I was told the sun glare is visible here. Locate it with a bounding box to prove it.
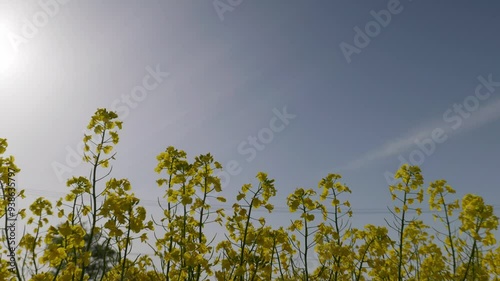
[0,24,18,75]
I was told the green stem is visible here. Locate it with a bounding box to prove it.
[397,183,409,281]
[120,209,133,281]
[80,127,106,281]
[440,192,457,276]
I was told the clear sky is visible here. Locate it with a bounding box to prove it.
[1,0,500,255]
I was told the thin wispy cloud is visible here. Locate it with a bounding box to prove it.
[338,97,500,171]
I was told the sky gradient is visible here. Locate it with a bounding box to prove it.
[1,0,500,254]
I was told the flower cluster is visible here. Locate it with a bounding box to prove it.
[0,109,499,280]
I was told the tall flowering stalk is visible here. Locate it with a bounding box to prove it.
[386,164,425,280]
[216,172,276,281]
[153,147,225,280]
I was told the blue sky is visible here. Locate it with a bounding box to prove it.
[1,0,500,248]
